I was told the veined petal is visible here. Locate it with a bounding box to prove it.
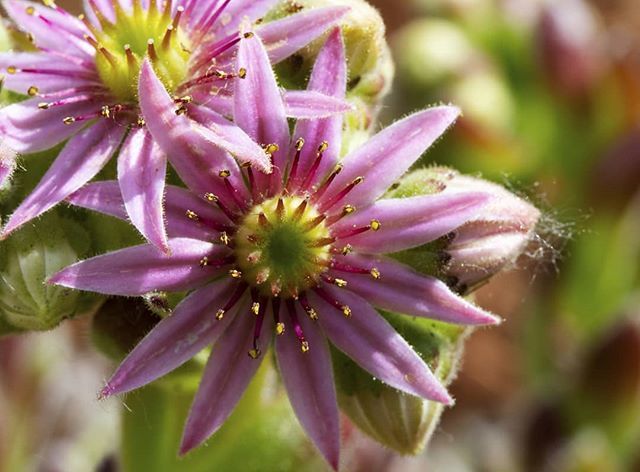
[180,300,269,454]
[234,31,289,164]
[331,254,500,325]
[257,6,350,64]
[310,286,453,404]
[138,61,268,199]
[0,97,98,153]
[331,192,490,253]
[283,90,351,119]
[210,0,278,38]
[83,0,115,26]
[101,278,240,397]
[319,107,460,209]
[3,0,93,57]
[276,303,340,470]
[118,128,169,253]
[0,53,98,94]
[67,182,230,241]
[48,238,231,296]
[1,120,125,237]
[289,28,346,191]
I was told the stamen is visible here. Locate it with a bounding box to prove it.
[299,141,328,191]
[219,171,247,211]
[285,137,304,192]
[172,5,185,30]
[307,237,335,248]
[161,25,174,49]
[304,214,327,232]
[331,261,381,280]
[292,198,308,221]
[321,274,348,288]
[320,176,365,212]
[333,220,381,239]
[216,281,248,320]
[198,254,234,269]
[299,292,319,320]
[273,298,285,335]
[326,204,356,226]
[315,286,352,318]
[203,192,239,222]
[313,164,343,202]
[99,47,117,67]
[286,299,310,353]
[27,86,39,96]
[229,269,243,279]
[248,294,267,359]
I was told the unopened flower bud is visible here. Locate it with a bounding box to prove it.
[274,0,393,105]
[0,141,17,192]
[388,168,541,293]
[537,0,603,97]
[0,212,95,331]
[334,312,467,454]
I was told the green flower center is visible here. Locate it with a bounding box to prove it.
[235,196,332,297]
[93,4,190,103]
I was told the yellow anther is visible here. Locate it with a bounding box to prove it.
[353,176,365,185]
[276,322,285,335]
[218,169,231,178]
[137,117,146,127]
[301,341,310,353]
[199,256,209,268]
[219,232,230,246]
[25,6,35,15]
[63,116,75,125]
[341,244,353,256]
[264,143,279,155]
[295,137,305,151]
[334,278,348,288]
[38,102,50,110]
[370,268,381,280]
[248,348,261,359]
[175,105,188,115]
[204,193,218,202]
[229,269,242,279]
[185,210,199,221]
[100,105,111,118]
[6,66,16,74]
[27,86,38,96]
[237,67,247,79]
[370,220,381,231]
[243,32,254,39]
[251,302,260,316]
[215,309,225,320]
[317,141,329,153]
[341,305,352,317]
[305,307,319,321]
[343,204,356,215]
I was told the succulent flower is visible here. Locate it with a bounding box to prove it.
[50,31,499,468]
[0,0,349,251]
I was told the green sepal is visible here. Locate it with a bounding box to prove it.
[333,310,469,454]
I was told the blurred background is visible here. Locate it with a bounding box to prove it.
[1,0,639,471]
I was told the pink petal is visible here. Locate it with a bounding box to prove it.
[318,107,460,209]
[310,286,453,404]
[48,238,231,296]
[67,182,230,241]
[283,90,351,119]
[331,192,490,253]
[4,0,93,57]
[0,52,97,94]
[101,278,240,397]
[275,303,340,470]
[67,181,127,220]
[1,120,125,237]
[180,299,268,454]
[331,254,500,325]
[257,6,350,64]
[0,97,99,153]
[117,128,169,253]
[207,0,277,38]
[289,28,346,191]
[139,60,271,191]
[83,0,115,26]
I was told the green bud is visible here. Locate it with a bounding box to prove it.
[0,212,96,332]
[334,311,468,454]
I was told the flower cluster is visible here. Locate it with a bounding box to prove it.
[0,0,540,470]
